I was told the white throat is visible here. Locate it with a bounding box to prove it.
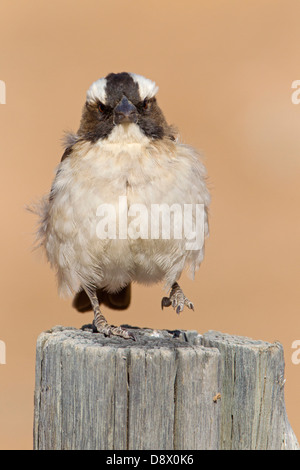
[103,123,150,145]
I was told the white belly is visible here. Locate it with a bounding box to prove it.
[43,126,209,296]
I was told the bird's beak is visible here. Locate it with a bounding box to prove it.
[113,96,138,125]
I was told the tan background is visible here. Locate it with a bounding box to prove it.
[0,0,299,449]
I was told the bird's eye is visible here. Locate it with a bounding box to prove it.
[143,99,149,110]
[98,102,105,113]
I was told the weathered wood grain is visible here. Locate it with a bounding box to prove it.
[200,331,299,450]
[33,326,298,450]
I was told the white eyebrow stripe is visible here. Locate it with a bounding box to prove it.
[129,73,159,100]
[86,78,107,104]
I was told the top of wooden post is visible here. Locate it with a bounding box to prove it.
[34,325,299,450]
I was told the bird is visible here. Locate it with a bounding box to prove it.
[35,72,210,340]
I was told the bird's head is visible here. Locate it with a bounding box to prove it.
[77,72,175,143]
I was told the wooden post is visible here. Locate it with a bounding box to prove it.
[201,331,299,450]
[33,326,299,450]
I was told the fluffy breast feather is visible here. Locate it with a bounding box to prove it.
[37,126,210,296]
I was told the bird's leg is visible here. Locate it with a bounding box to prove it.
[161,282,194,314]
[83,287,135,340]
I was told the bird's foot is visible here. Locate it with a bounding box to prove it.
[92,317,136,341]
[161,282,194,315]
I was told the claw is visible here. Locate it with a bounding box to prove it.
[86,288,135,341]
[176,305,183,315]
[185,300,194,311]
[93,319,135,341]
[128,331,136,341]
[161,283,194,315]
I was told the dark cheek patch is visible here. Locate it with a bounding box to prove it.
[138,100,175,140]
[138,117,165,139]
[77,102,115,142]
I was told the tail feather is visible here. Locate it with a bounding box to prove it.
[72,284,131,312]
